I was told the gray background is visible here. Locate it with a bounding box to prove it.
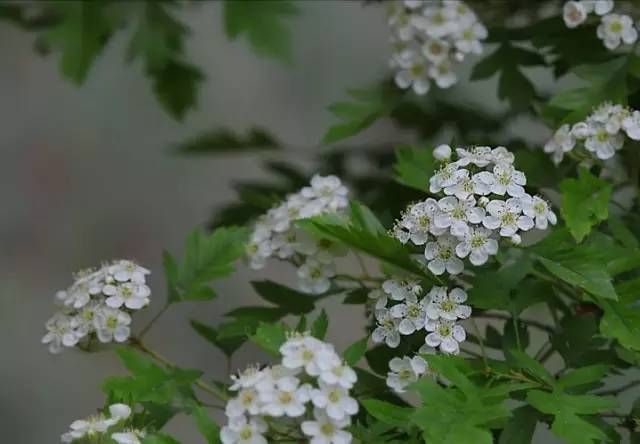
[0,1,633,443]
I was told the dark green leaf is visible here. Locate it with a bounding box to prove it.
[343,337,368,366]
[499,406,538,444]
[311,309,329,339]
[362,399,413,428]
[251,280,316,314]
[251,322,287,356]
[192,405,221,444]
[175,127,279,154]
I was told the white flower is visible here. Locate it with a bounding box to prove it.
[491,146,515,166]
[368,288,388,310]
[386,356,428,393]
[424,234,464,275]
[584,123,624,159]
[393,198,445,245]
[425,287,472,321]
[387,4,415,41]
[623,110,640,140]
[310,381,359,421]
[435,196,484,237]
[390,293,426,335]
[443,169,491,200]
[414,6,454,38]
[544,124,576,165]
[63,414,110,441]
[226,388,262,418]
[521,195,557,230]
[259,376,310,417]
[42,313,80,353]
[422,39,450,63]
[107,260,150,284]
[433,144,452,161]
[454,21,487,54]
[484,164,527,197]
[112,430,146,444]
[221,417,268,444]
[319,361,357,389]
[588,0,614,16]
[597,14,638,50]
[454,226,499,265]
[394,50,431,95]
[301,408,352,444]
[425,319,466,354]
[303,175,349,212]
[295,233,346,264]
[428,59,457,88]
[94,307,131,343]
[297,258,335,294]
[107,403,132,424]
[103,282,150,310]
[429,163,463,193]
[563,1,588,28]
[382,278,422,301]
[73,301,101,337]
[246,227,272,270]
[230,365,267,391]
[372,309,401,348]
[280,334,338,376]
[483,198,534,237]
[455,146,493,167]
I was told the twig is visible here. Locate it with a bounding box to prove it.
[476,312,555,335]
[138,303,170,339]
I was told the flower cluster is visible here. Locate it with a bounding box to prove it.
[222,334,358,444]
[387,0,487,95]
[563,1,637,50]
[42,260,151,353]
[392,145,555,275]
[61,403,144,444]
[386,355,429,393]
[371,279,472,357]
[246,175,349,294]
[545,102,640,164]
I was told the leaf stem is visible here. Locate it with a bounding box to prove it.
[138,302,170,339]
[475,312,555,335]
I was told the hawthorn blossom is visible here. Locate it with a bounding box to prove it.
[597,13,638,50]
[94,307,131,343]
[483,198,534,237]
[563,1,588,28]
[521,195,558,230]
[424,234,464,275]
[389,293,426,335]
[386,356,428,393]
[310,381,359,421]
[221,417,268,444]
[260,376,311,417]
[455,226,499,265]
[424,287,472,321]
[544,124,576,165]
[301,408,352,444]
[372,309,402,348]
[425,318,466,354]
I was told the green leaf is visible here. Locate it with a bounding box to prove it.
[311,309,329,339]
[557,365,610,390]
[499,406,538,444]
[251,322,287,356]
[42,2,116,84]
[165,226,248,303]
[223,0,298,63]
[175,127,279,154]
[190,319,245,357]
[192,405,221,444]
[537,256,617,301]
[350,200,386,234]
[143,434,180,444]
[362,399,413,428]
[343,337,368,366]
[322,85,400,144]
[251,280,316,314]
[393,145,436,192]
[151,60,204,121]
[600,297,640,352]
[507,350,554,386]
[609,215,639,249]
[560,168,612,242]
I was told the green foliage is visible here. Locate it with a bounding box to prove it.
[250,322,288,355]
[311,309,329,339]
[142,434,180,444]
[190,319,245,358]
[323,85,401,144]
[393,145,437,192]
[175,128,279,154]
[163,226,248,303]
[560,168,612,242]
[252,280,316,314]
[600,278,640,351]
[498,406,538,444]
[343,337,368,366]
[223,0,298,63]
[192,406,222,444]
[362,399,413,428]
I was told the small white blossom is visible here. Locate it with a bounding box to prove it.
[563,1,588,28]
[435,196,484,237]
[597,13,638,50]
[94,307,131,343]
[310,381,359,421]
[433,143,452,161]
[297,258,336,295]
[221,417,268,444]
[483,198,534,237]
[42,313,80,354]
[623,110,640,140]
[319,362,357,389]
[394,50,431,95]
[429,162,464,193]
[103,282,150,310]
[111,430,146,444]
[301,408,352,444]
[372,309,401,348]
[280,335,338,376]
[424,234,465,275]
[584,123,624,160]
[425,318,466,354]
[443,169,491,200]
[455,146,493,167]
[260,376,311,418]
[544,124,576,165]
[429,59,457,88]
[393,198,445,244]
[368,288,388,310]
[389,293,426,335]
[521,195,557,230]
[425,287,472,321]
[485,164,527,197]
[382,278,422,302]
[454,226,499,265]
[386,355,428,393]
[226,388,263,418]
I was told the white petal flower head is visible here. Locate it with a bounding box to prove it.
[386,355,428,393]
[94,307,131,343]
[435,196,484,237]
[310,381,359,421]
[443,169,491,200]
[424,234,465,275]
[297,258,336,295]
[422,38,451,63]
[584,122,625,159]
[368,288,388,310]
[319,361,358,390]
[111,430,146,444]
[597,13,638,50]
[455,21,487,55]
[491,146,516,166]
[230,365,267,391]
[107,260,150,284]
[107,403,132,425]
[588,0,615,16]
[563,1,588,28]
[487,163,527,197]
[521,195,557,230]
[394,198,446,245]
[226,387,263,418]
[303,175,349,212]
[425,318,466,354]
[390,293,426,335]
[433,144,452,161]
[455,226,499,266]
[221,416,268,444]
[387,3,415,41]
[429,162,463,193]
[544,124,576,165]
[280,334,339,376]
[259,376,311,417]
[425,287,472,321]
[42,313,80,353]
[428,59,457,88]
[455,146,493,167]
[394,50,431,95]
[103,282,150,310]
[63,414,110,441]
[623,110,640,140]
[372,309,402,348]
[483,198,534,237]
[301,408,352,444]
[382,278,422,301]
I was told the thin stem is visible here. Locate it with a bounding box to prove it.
[129,337,229,401]
[476,312,555,335]
[595,380,640,396]
[470,319,489,369]
[138,303,170,339]
[512,309,522,351]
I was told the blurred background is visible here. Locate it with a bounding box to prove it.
[0,1,618,443]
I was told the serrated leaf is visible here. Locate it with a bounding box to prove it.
[557,365,610,390]
[190,319,246,357]
[251,322,287,356]
[311,309,329,339]
[393,145,436,192]
[507,349,554,386]
[499,406,538,444]
[560,169,612,242]
[223,0,297,62]
[175,127,279,154]
[251,280,316,314]
[344,337,368,366]
[151,60,204,121]
[362,399,413,428]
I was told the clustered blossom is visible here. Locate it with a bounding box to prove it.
[222,333,358,444]
[61,404,144,444]
[246,175,349,294]
[392,145,555,275]
[544,102,640,164]
[371,278,472,361]
[563,1,637,50]
[387,0,487,95]
[42,260,151,353]
[386,355,429,393]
